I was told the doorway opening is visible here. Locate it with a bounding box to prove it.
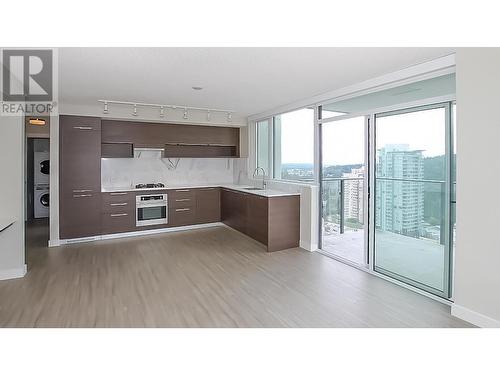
[25,116,50,260]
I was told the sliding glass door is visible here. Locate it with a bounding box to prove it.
[373,104,452,297]
[320,116,368,266]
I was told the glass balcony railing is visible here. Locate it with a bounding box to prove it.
[321,177,364,236]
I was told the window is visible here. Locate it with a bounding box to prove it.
[256,119,270,175]
[273,108,315,181]
[255,107,315,182]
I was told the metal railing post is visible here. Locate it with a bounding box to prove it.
[340,179,345,234]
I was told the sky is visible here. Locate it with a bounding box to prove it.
[278,107,447,166]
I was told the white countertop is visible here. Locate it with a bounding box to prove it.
[101,184,300,197]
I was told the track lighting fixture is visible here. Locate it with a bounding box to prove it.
[98,100,234,123]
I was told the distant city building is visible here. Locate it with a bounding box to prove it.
[343,167,364,224]
[376,144,424,237]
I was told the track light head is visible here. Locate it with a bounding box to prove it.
[133,104,138,116]
[207,111,211,121]
[183,108,188,119]
[227,112,232,122]
[103,101,109,114]
[160,106,165,118]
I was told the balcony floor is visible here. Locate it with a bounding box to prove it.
[321,228,446,291]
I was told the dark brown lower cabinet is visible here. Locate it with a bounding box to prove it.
[60,192,102,239]
[222,188,300,252]
[221,189,248,234]
[195,188,221,224]
[102,212,135,234]
[247,194,269,245]
[168,207,196,227]
[101,192,136,234]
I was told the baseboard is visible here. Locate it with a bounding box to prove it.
[57,222,224,246]
[48,239,61,247]
[299,240,318,252]
[0,264,27,281]
[451,304,500,328]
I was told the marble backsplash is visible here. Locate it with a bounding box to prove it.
[101,157,248,189]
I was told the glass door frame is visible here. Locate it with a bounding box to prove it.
[317,109,371,269]
[318,98,455,300]
[370,102,453,299]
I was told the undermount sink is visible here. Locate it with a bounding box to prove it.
[243,187,265,191]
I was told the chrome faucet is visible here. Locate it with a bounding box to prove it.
[253,167,266,189]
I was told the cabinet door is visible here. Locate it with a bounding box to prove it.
[221,189,247,234]
[60,193,102,239]
[101,211,135,234]
[169,207,196,227]
[59,115,102,239]
[195,188,220,224]
[60,115,101,192]
[247,195,268,245]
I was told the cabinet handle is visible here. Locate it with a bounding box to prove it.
[175,198,190,202]
[73,194,92,198]
[110,203,128,206]
[73,189,92,193]
[175,189,190,192]
[110,213,128,217]
[175,208,190,212]
[73,126,93,130]
[110,192,127,196]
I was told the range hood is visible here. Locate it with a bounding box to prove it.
[133,147,164,159]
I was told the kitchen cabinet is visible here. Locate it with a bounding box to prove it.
[168,207,196,227]
[247,194,269,245]
[101,143,133,158]
[59,115,102,239]
[195,188,221,224]
[101,120,240,157]
[221,188,300,252]
[221,188,248,234]
[101,192,135,234]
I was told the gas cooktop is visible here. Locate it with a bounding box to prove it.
[135,183,165,189]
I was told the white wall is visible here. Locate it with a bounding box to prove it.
[0,115,26,280]
[451,48,500,327]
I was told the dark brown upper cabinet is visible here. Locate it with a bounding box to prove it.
[101,143,133,158]
[60,115,101,193]
[101,120,240,158]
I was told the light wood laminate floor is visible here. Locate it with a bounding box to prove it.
[0,220,472,327]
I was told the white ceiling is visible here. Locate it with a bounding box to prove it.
[59,48,455,118]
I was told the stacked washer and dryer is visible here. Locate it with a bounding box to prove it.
[34,139,50,218]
